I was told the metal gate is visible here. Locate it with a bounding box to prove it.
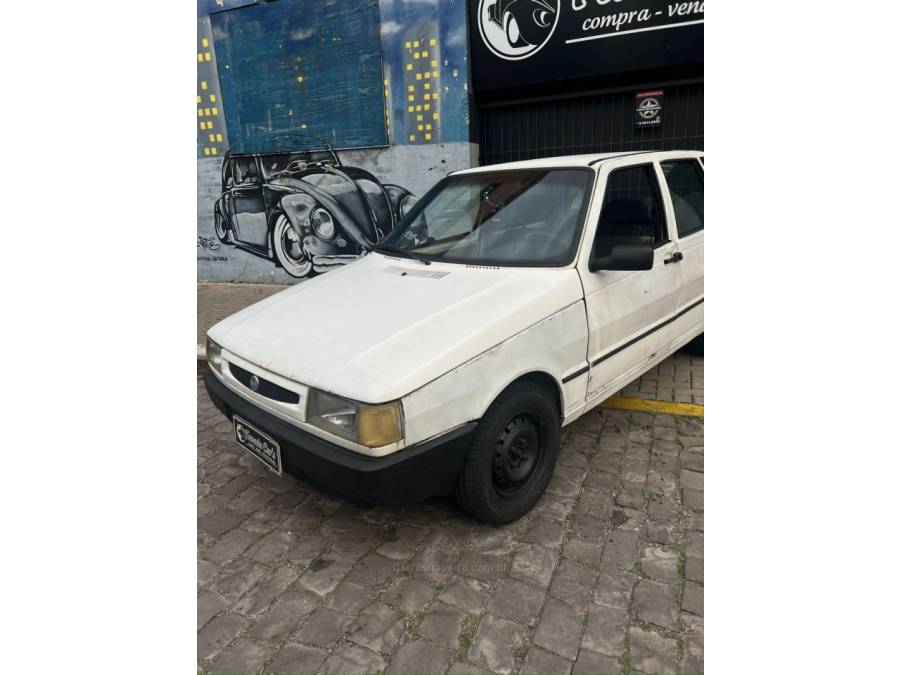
[477,81,703,166]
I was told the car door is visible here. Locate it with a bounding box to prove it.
[230,156,268,249]
[579,159,685,403]
[659,155,704,315]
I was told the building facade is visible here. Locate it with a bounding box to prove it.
[197,0,703,283]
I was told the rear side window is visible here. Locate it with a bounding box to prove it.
[661,159,704,237]
[594,164,667,257]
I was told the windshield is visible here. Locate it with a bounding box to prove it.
[378,168,594,266]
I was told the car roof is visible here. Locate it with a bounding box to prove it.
[450,150,703,175]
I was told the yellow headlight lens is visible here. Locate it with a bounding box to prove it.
[357,401,403,447]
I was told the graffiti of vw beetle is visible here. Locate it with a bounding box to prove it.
[487,0,557,49]
[214,150,417,278]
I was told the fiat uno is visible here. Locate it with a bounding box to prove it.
[204,150,704,524]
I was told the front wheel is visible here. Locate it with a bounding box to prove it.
[271,212,314,278]
[452,381,560,524]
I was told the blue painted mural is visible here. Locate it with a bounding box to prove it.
[378,0,470,145]
[211,0,387,153]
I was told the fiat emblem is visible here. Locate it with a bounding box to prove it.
[249,375,260,392]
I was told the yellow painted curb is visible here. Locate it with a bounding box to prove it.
[601,396,704,418]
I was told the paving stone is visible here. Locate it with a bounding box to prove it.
[683,582,703,616]
[249,590,318,642]
[198,558,220,588]
[266,642,328,674]
[581,605,627,657]
[198,590,229,630]
[521,517,566,548]
[639,545,680,583]
[532,493,577,522]
[468,614,528,675]
[632,579,680,630]
[629,626,678,674]
[203,528,261,563]
[563,537,603,566]
[198,509,246,538]
[387,637,451,674]
[466,525,520,555]
[198,613,250,662]
[685,556,704,585]
[345,552,399,588]
[416,601,467,648]
[281,523,332,567]
[682,633,704,673]
[298,555,354,596]
[326,580,373,615]
[533,598,584,660]
[209,637,273,673]
[550,559,596,609]
[243,530,297,564]
[488,577,546,625]
[685,531,704,559]
[439,577,491,614]
[681,469,704,491]
[600,529,640,570]
[456,550,509,583]
[209,558,268,601]
[447,660,493,674]
[321,643,385,674]
[573,649,620,674]
[295,606,353,647]
[522,645,574,674]
[381,575,436,614]
[406,538,460,584]
[348,603,406,654]
[682,487,704,511]
[647,520,676,545]
[511,544,559,587]
[376,524,429,560]
[593,567,636,610]
[232,562,300,617]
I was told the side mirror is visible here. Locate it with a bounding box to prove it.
[589,244,654,272]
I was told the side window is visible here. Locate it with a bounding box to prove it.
[594,164,666,258]
[661,159,704,237]
[233,157,260,186]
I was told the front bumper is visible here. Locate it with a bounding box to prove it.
[204,369,476,505]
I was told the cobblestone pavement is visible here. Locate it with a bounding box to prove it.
[198,369,704,673]
[197,283,703,404]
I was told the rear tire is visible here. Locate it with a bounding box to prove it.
[452,381,560,524]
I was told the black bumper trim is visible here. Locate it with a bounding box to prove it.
[204,369,476,505]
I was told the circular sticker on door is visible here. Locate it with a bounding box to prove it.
[478,0,560,61]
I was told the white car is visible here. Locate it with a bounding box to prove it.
[205,150,704,524]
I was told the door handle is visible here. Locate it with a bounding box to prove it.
[663,252,683,265]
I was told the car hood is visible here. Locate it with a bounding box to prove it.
[208,253,584,403]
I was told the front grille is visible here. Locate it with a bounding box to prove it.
[228,362,300,404]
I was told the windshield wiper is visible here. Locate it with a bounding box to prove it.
[372,245,432,265]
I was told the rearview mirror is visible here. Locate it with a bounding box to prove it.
[589,244,654,272]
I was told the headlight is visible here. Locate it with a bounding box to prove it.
[311,207,335,240]
[206,336,224,375]
[307,389,403,447]
[399,194,418,218]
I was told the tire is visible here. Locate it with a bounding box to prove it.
[452,381,560,524]
[684,332,704,356]
[214,208,231,244]
[271,212,314,279]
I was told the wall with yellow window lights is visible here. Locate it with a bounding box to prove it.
[403,36,441,144]
[197,20,227,158]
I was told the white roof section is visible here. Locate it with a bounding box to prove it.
[452,150,703,174]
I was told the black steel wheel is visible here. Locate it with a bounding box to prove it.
[453,380,560,524]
